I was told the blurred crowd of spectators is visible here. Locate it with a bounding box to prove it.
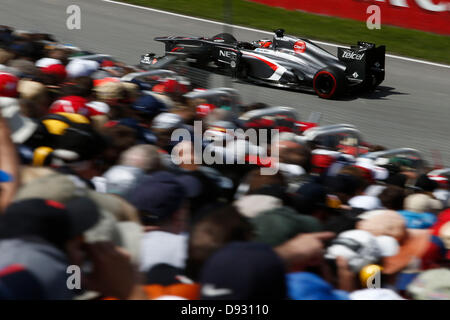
[0,25,449,300]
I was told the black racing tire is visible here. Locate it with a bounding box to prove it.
[313,67,346,99]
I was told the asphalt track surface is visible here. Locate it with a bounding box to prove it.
[2,0,450,165]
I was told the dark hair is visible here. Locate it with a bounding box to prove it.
[298,144,312,173]
[325,173,365,200]
[60,76,93,98]
[378,185,405,210]
[386,173,407,188]
[415,174,438,192]
[185,205,253,280]
[245,168,286,194]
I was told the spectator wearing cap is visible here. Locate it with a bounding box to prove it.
[126,171,190,274]
[66,59,99,79]
[0,72,18,98]
[49,95,90,117]
[38,113,107,182]
[310,149,340,175]
[200,242,287,300]
[199,231,333,299]
[348,195,383,212]
[131,94,167,125]
[13,169,145,263]
[49,76,105,119]
[99,165,144,197]
[0,197,100,299]
[35,57,67,83]
[151,112,185,153]
[293,182,328,214]
[152,78,189,104]
[356,209,439,289]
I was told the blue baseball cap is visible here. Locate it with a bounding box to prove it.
[132,94,167,117]
[126,171,186,224]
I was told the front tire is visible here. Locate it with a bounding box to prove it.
[313,67,345,99]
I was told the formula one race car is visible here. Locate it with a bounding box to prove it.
[140,29,385,99]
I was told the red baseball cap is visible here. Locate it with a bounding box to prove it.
[0,72,18,97]
[40,64,67,82]
[152,79,188,94]
[311,150,340,173]
[48,96,91,116]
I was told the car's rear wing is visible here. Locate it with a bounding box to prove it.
[337,42,385,84]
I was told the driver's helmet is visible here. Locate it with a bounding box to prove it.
[252,39,272,48]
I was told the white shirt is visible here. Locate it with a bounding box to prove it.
[139,231,188,273]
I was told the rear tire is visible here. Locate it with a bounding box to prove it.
[313,67,346,99]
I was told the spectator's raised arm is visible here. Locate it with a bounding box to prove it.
[0,113,19,213]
